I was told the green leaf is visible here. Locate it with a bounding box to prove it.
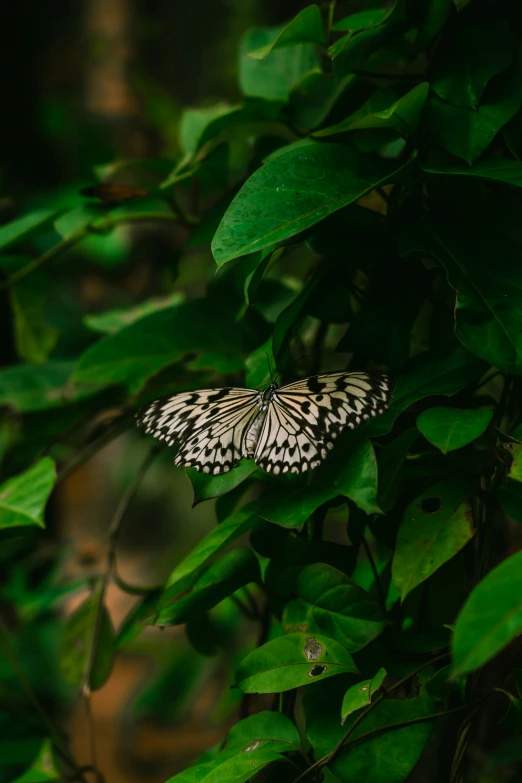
[239,26,319,101]
[153,548,260,626]
[187,460,257,506]
[84,292,183,334]
[341,668,386,723]
[10,740,59,783]
[0,457,56,530]
[160,505,262,604]
[431,19,513,109]
[282,564,385,652]
[367,344,487,437]
[0,361,102,412]
[413,225,522,374]
[422,149,522,187]
[453,551,522,676]
[227,710,301,750]
[315,83,429,137]
[333,9,394,32]
[305,673,435,783]
[59,587,116,690]
[73,299,252,394]
[168,749,286,783]
[506,442,522,483]
[377,428,419,512]
[0,209,58,252]
[9,272,58,363]
[53,204,103,239]
[235,632,358,693]
[247,5,325,59]
[392,478,476,600]
[212,142,408,265]
[417,407,493,453]
[329,23,401,77]
[255,434,380,526]
[497,482,522,524]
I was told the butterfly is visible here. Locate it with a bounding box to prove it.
[136,371,394,476]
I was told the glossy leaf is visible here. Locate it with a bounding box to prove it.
[341,668,386,722]
[392,478,476,600]
[166,748,285,783]
[212,142,407,265]
[59,587,116,690]
[453,551,522,676]
[247,5,325,59]
[187,460,257,506]
[256,434,380,526]
[417,407,492,453]
[227,710,301,750]
[0,457,55,530]
[154,548,260,626]
[282,563,385,652]
[235,632,358,693]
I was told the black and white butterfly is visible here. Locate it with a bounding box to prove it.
[137,371,394,476]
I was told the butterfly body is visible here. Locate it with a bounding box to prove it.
[137,371,394,476]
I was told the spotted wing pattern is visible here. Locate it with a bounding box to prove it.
[254,371,394,474]
[137,388,261,474]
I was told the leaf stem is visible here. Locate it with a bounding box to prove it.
[291,652,450,782]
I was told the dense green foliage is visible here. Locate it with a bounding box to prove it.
[2,1,522,781]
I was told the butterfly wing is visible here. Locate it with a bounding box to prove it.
[254,371,394,474]
[137,388,261,474]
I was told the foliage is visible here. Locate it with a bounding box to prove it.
[1,1,522,782]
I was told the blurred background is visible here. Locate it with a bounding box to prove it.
[0,1,314,781]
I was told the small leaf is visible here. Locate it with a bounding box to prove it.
[0,457,56,530]
[187,459,257,505]
[417,407,493,453]
[227,710,301,750]
[9,271,58,363]
[235,632,358,693]
[392,478,476,600]
[10,740,60,783]
[0,209,58,252]
[60,587,116,690]
[84,292,183,335]
[341,668,386,722]
[247,5,325,60]
[453,551,522,676]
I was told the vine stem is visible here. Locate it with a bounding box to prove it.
[291,652,450,783]
[0,615,89,783]
[0,212,181,291]
[81,447,159,770]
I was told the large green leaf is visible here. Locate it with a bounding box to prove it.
[392,478,476,600]
[167,749,286,783]
[239,26,319,101]
[0,361,103,412]
[282,563,385,651]
[0,458,56,530]
[422,150,522,187]
[417,407,492,453]
[73,298,254,394]
[227,710,301,751]
[453,551,522,676]
[247,5,325,59]
[431,19,513,109]
[212,142,408,265]
[59,586,116,690]
[304,673,435,783]
[412,225,522,374]
[235,632,358,693]
[497,482,522,524]
[255,434,380,526]
[367,344,487,437]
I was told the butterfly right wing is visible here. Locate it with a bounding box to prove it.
[137,388,261,474]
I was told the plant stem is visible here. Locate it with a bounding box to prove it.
[361,535,387,615]
[81,447,159,770]
[291,652,450,782]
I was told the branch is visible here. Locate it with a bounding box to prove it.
[291,652,450,782]
[81,447,159,769]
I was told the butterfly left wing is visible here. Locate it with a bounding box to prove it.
[254,371,394,475]
[137,387,261,474]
